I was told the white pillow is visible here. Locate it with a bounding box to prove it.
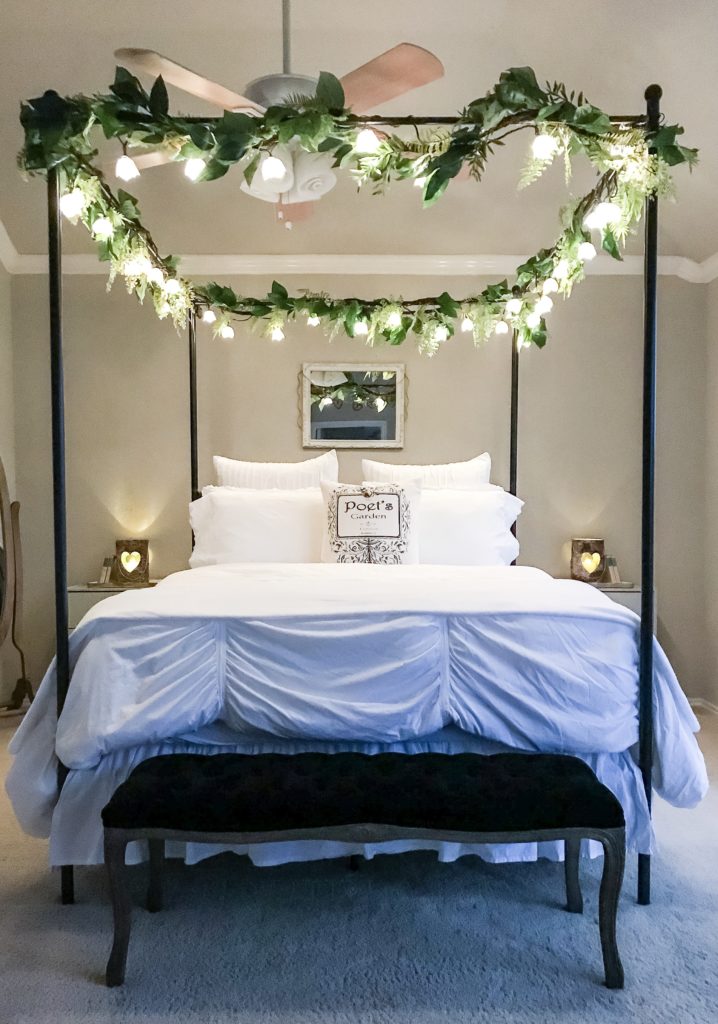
[320,480,421,564]
[214,450,338,489]
[419,489,522,566]
[362,452,491,490]
[189,487,324,566]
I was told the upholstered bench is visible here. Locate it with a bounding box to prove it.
[102,751,626,988]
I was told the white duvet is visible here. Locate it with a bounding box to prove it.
[7,564,708,865]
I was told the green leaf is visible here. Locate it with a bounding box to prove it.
[149,76,169,118]
[423,172,450,206]
[188,123,213,150]
[602,229,622,261]
[269,281,289,308]
[110,66,148,107]
[201,158,230,181]
[437,291,459,317]
[116,189,141,221]
[315,71,345,111]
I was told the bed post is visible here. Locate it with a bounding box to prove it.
[509,329,519,498]
[637,84,661,907]
[188,309,200,502]
[509,329,520,564]
[47,168,74,905]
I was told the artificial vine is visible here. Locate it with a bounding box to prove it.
[19,66,697,352]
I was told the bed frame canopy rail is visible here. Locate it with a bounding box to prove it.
[45,87,661,907]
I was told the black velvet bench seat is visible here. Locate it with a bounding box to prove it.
[101,751,626,989]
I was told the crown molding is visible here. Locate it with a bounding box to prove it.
[1,216,717,282]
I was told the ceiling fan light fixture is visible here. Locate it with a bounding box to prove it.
[261,155,290,183]
[184,157,206,181]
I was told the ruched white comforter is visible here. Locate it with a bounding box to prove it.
[7,564,708,866]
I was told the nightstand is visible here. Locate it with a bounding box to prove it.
[596,584,657,632]
[68,582,159,630]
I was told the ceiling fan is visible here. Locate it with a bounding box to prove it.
[114,0,444,228]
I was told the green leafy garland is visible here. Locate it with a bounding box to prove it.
[19,66,697,353]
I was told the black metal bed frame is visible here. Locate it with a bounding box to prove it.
[46,86,662,908]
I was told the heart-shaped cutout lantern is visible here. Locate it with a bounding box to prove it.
[581,551,601,574]
[121,550,141,574]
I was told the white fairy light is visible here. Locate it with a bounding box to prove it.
[123,256,151,277]
[506,297,523,316]
[531,133,559,160]
[219,324,235,339]
[461,316,474,333]
[163,278,182,295]
[202,309,217,324]
[526,311,542,329]
[577,241,597,261]
[261,155,288,182]
[354,319,369,336]
[535,296,553,315]
[413,176,426,188]
[433,324,449,343]
[355,129,381,154]
[583,201,622,231]
[542,277,559,295]
[146,265,164,286]
[375,397,387,413]
[91,216,113,240]
[306,315,320,327]
[59,189,85,219]
[553,259,571,280]
[184,158,206,181]
[494,320,510,335]
[270,326,285,342]
[386,310,403,329]
[157,301,171,317]
[115,154,140,181]
[319,396,333,411]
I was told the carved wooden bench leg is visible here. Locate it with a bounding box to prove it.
[564,836,583,913]
[598,828,625,989]
[104,830,131,987]
[147,839,164,913]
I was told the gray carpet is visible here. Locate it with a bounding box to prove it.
[1,714,716,1024]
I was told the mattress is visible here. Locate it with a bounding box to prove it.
[6,563,708,866]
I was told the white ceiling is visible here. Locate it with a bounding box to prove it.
[1,0,715,261]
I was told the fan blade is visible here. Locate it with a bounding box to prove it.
[114,48,265,113]
[340,43,444,112]
[275,201,314,229]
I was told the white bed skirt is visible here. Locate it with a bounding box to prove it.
[40,724,652,867]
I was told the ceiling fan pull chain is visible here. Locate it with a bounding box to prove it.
[282,0,291,75]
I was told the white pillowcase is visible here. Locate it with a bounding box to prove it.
[419,489,522,566]
[320,480,421,564]
[362,452,491,490]
[190,487,324,567]
[214,450,338,489]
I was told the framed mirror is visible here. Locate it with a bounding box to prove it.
[302,364,405,449]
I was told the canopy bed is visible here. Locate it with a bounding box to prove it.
[7,58,704,909]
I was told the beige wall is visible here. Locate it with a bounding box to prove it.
[705,279,718,706]
[9,271,712,703]
[0,264,16,700]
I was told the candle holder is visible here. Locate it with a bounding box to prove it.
[571,537,605,584]
[110,539,150,587]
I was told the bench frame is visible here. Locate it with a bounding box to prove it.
[104,822,625,990]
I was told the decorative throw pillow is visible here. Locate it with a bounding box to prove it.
[320,481,420,564]
[361,452,491,490]
[213,449,338,489]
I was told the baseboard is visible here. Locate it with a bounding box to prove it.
[689,697,718,715]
